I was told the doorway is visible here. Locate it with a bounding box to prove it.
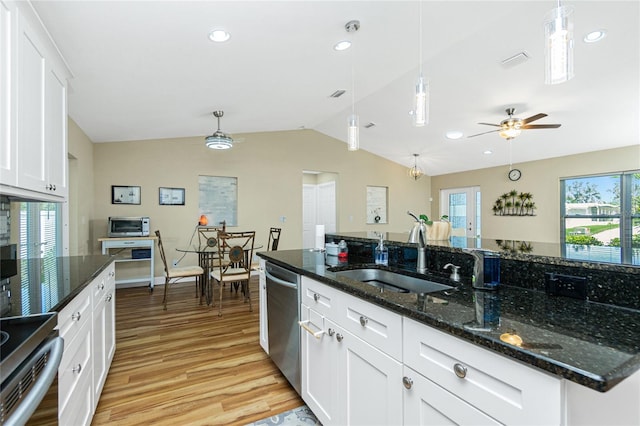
[440,186,481,238]
[302,171,337,249]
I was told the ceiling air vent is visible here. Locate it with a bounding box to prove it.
[500,51,530,69]
[329,90,346,98]
[364,122,376,129]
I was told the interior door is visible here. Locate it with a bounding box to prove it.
[440,187,481,238]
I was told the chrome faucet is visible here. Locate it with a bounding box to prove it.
[407,211,427,273]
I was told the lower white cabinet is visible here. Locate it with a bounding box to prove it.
[258,259,268,353]
[300,278,403,426]
[58,262,116,426]
[92,263,116,402]
[403,317,562,426]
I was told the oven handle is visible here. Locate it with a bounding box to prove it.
[4,336,64,426]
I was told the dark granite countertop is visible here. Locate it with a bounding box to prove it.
[1,255,114,318]
[257,249,640,392]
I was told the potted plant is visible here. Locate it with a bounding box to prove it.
[419,214,451,240]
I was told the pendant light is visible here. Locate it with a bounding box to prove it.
[544,0,574,84]
[413,0,429,127]
[345,20,360,151]
[409,154,424,180]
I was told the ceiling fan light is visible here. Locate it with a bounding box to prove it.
[544,5,574,85]
[499,128,522,139]
[205,134,233,149]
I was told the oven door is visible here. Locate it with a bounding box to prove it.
[1,334,63,426]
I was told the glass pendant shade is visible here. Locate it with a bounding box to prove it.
[409,154,423,180]
[348,114,359,151]
[544,5,574,85]
[413,74,429,127]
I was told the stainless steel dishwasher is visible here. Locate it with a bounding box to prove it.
[265,261,301,394]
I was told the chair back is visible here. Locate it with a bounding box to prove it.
[155,230,170,274]
[198,226,221,250]
[215,231,255,280]
[267,227,281,251]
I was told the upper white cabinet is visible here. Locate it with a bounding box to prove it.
[0,0,70,200]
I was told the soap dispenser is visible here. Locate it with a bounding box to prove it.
[375,234,388,265]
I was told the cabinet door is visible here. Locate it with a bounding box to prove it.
[337,326,403,426]
[259,259,268,353]
[300,305,340,426]
[92,290,107,404]
[44,65,67,196]
[104,266,116,367]
[16,9,47,193]
[0,0,16,187]
[403,366,501,426]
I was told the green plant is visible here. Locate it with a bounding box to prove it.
[418,214,449,226]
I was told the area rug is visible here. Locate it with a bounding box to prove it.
[247,405,321,426]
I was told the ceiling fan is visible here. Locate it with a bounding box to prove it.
[205,110,234,149]
[468,108,561,140]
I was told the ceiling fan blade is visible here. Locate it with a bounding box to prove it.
[522,124,561,129]
[467,129,500,138]
[478,122,501,127]
[522,113,547,125]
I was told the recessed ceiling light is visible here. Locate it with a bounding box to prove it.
[584,30,606,43]
[334,40,351,51]
[483,150,493,155]
[209,29,231,42]
[445,130,464,140]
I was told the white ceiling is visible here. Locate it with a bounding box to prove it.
[32,1,639,176]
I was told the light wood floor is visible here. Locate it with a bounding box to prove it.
[92,277,303,426]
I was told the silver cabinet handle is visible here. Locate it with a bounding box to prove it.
[359,316,368,327]
[98,282,104,290]
[313,293,320,302]
[336,333,343,342]
[453,363,467,378]
[402,376,413,389]
[72,364,82,374]
[71,312,81,321]
[106,294,113,302]
[327,328,335,337]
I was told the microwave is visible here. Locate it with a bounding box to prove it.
[108,216,150,237]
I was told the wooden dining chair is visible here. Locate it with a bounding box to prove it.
[155,230,204,310]
[210,231,255,316]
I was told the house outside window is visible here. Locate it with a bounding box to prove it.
[561,172,640,265]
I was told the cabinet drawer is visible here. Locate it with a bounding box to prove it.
[338,292,402,361]
[301,276,341,318]
[403,318,562,426]
[59,320,92,415]
[59,358,93,426]
[57,285,91,343]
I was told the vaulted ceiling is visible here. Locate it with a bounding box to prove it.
[32,1,639,176]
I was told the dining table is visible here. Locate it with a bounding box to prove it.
[176,242,263,306]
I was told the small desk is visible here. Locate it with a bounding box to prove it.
[99,236,156,290]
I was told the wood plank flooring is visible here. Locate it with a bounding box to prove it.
[92,277,303,426]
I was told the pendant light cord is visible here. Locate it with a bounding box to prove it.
[418,0,423,75]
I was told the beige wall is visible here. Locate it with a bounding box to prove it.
[67,118,95,255]
[431,145,640,243]
[90,130,431,277]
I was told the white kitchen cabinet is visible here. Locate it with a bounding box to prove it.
[92,263,116,404]
[58,283,93,426]
[403,317,562,426]
[58,262,116,426]
[0,0,70,200]
[258,258,268,353]
[300,278,403,426]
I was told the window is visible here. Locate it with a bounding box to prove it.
[561,172,639,265]
[19,202,63,314]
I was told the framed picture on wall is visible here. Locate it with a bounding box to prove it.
[159,187,185,206]
[112,185,141,205]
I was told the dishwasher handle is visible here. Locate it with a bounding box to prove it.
[265,269,298,289]
[5,336,64,426]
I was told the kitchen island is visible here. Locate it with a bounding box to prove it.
[258,247,640,425]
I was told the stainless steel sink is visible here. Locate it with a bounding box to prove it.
[332,268,452,294]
